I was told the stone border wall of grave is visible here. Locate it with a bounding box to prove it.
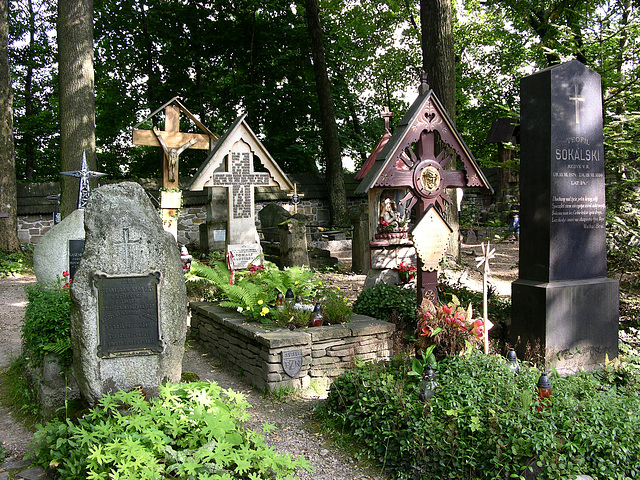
[189,303,395,392]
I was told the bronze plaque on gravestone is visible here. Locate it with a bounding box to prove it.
[282,350,302,378]
[95,272,162,357]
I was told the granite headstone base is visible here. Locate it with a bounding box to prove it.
[199,221,227,254]
[511,277,618,373]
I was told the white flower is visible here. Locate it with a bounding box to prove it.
[237,307,244,313]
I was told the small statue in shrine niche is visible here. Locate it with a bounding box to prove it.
[379,192,401,227]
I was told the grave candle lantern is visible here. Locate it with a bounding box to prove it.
[285,288,294,309]
[506,348,520,374]
[536,372,552,410]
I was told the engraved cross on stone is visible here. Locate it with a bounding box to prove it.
[211,146,270,220]
[114,227,141,271]
[569,85,585,125]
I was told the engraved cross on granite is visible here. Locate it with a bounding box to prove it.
[211,141,270,244]
[60,150,107,209]
[114,227,142,270]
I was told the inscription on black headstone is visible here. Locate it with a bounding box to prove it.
[95,273,162,356]
[68,239,85,280]
[549,64,607,279]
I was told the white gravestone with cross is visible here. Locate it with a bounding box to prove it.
[189,114,293,269]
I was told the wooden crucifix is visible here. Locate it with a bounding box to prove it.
[132,98,217,238]
[133,102,214,189]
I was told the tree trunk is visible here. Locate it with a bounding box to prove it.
[58,0,96,218]
[304,0,347,226]
[24,0,35,181]
[420,0,459,259]
[0,0,19,250]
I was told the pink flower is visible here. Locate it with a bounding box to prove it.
[420,325,434,337]
[445,316,453,325]
[381,220,389,226]
[442,305,454,315]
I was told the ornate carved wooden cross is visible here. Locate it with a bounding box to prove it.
[356,78,493,305]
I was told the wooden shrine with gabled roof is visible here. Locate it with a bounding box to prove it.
[356,75,493,302]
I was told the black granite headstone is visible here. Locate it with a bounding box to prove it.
[68,239,85,280]
[512,60,618,372]
[95,273,162,357]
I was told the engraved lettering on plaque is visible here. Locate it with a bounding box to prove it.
[282,350,302,378]
[95,272,162,357]
[68,239,85,280]
[411,206,452,272]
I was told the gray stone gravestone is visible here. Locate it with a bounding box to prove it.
[33,208,85,284]
[511,60,618,372]
[70,182,187,405]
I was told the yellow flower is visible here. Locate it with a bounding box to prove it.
[318,281,322,286]
[258,299,264,305]
[295,280,299,285]
[260,307,270,316]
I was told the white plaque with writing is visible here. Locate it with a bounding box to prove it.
[227,243,262,270]
[411,206,452,271]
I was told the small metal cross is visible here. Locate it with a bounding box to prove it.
[287,183,305,214]
[60,150,107,209]
[475,241,496,354]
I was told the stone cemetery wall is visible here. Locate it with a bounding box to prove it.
[190,303,395,392]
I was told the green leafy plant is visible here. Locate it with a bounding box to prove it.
[353,284,416,331]
[319,352,640,479]
[0,357,40,425]
[27,381,311,479]
[188,261,351,328]
[318,287,352,325]
[22,276,73,368]
[0,246,33,277]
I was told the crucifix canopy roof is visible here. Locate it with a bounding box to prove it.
[188,114,293,192]
[355,90,493,196]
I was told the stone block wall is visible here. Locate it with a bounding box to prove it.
[190,302,395,392]
[17,214,55,244]
[177,206,207,247]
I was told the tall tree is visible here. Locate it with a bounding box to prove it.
[420,0,459,258]
[58,0,96,217]
[0,0,19,250]
[304,0,346,225]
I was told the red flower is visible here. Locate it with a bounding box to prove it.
[380,220,389,226]
[62,271,69,278]
[442,305,454,315]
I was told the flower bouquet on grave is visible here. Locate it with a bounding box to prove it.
[415,295,484,357]
[394,261,417,283]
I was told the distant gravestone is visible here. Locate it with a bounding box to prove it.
[33,209,85,284]
[511,60,618,372]
[70,182,187,405]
